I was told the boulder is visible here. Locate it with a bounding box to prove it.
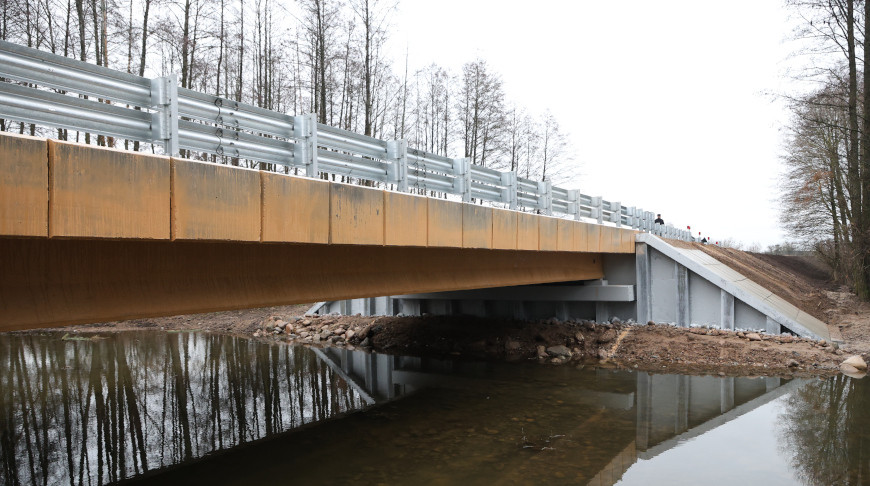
[840,363,865,378]
[536,345,548,359]
[546,345,572,358]
[842,355,868,371]
[598,329,618,344]
[746,332,762,341]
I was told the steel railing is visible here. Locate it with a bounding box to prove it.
[0,39,692,241]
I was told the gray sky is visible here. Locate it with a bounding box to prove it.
[391,0,797,247]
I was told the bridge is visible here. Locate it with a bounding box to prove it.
[0,40,830,341]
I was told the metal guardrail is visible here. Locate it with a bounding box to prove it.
[0,40,692,241]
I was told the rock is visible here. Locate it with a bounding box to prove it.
[597,348,609,360]
[359,324,374,339]
[546,345,572,358]
[574,332,585,343]
[275,320,287,329]
[597,329,618,344]
[737,331,745,338]
[746,332,762,341]
[261,321,275,331]
[505,340,523,352]
[346,329,356,340]
[301,319,312,326]
[284,325,294,334]
[253,330,262,337]
[547,317,561,325]
[787,359,799,368]
[321,329,333,338]
[840,363,865,378]
[842,355,868,371]
[536,345,548,359]
[360,337,371,347]
[610,316,622,324]
[312,334,321,342]
[299,331,310,338]
[647,320,656,326]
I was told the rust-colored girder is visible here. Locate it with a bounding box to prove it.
[0,238,604,331]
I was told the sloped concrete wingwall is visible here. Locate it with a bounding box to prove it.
[635,235,830,341]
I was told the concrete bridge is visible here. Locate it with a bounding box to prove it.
[0,39,830,340]
[0,130,830,341]
[0,132,636,330]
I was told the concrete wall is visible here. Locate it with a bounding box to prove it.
[638,243,775,332]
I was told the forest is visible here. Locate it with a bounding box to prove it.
[0,0,575,185]
[781,0,870,299]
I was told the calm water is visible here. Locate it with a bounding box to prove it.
[0,332,867,485]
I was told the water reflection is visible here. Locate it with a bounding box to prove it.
[1,332,868,485]
[779,375,870,486]
[0,333,366,485]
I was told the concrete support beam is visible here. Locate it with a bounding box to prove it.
[0,238,606,330]
[393,284,634,302]
[635,243,651,324]
[720,290,735,330]
[676,264,689,327]
[766,317,781,334]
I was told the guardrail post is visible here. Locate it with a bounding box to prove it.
[293,113,318,177]
[501,171,518,210]
[150,74,179,156]
[629,206,637,229]
[592,197,603,224]
[568,190,581,220]
[538,181,552,215]
[387,139,408,192]
[611,201,622,227]
[452,158,471,202]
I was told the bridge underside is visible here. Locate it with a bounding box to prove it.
[0,237,604,331]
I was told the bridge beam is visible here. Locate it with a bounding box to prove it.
[0,238,605,331]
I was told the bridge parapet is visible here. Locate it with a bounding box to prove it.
[0,132,639,253]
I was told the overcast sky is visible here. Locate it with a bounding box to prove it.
[390,0,799,247]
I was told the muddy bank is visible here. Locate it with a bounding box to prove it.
[57,307,860,379]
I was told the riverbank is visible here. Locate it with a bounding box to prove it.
[62,302,852,378]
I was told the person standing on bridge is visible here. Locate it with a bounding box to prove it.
[654,214,664,225]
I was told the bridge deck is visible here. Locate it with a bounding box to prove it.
[0,132,636,330]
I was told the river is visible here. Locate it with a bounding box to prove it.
[0,331,866,485]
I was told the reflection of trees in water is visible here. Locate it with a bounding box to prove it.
[0,333,363,485]
[779,375,870,486]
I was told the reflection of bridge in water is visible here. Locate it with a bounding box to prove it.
[315,346,798,486]
[0,332,801,485]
